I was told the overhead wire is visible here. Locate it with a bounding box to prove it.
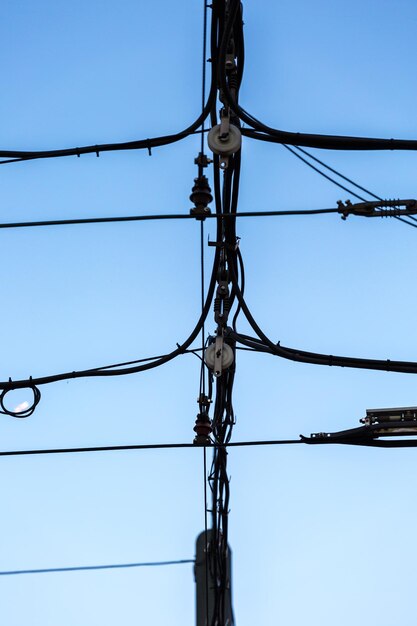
[282,144,417,229]
[0,237,221,397]
[0,560,195,577]
[0,438,303,458]
[3,432,417,458]
[0,208,344,230]
[227,260,417,375]
[218,2,417,152]
[0,41,218,165]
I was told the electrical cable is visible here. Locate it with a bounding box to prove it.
[288,145,382,200]
[0,560,195,577]
[0,439,303,458]
[0,62,217,165]
[218,3,417,152]
[0,208,344,230]
[0,240,221,394]
[227,284,417,375]
[225,246,417,375]
[5,434,417,457]
[282,144,417,229]
[282,144,368,202]
[201,0,209,155]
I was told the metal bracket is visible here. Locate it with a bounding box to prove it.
[219,109,230,141]
[214,334,224,377]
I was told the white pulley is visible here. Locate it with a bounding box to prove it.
[207,124,242,156]
[205,341,234,377]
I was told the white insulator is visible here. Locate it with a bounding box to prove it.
[204,343,234,371]
[207,124,242,156]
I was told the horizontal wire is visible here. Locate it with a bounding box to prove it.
[0,439,304,458]
[0,559,195,577]
[0,208,345,230]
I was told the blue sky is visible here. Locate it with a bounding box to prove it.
[2,1,417,624]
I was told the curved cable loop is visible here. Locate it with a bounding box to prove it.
[0,385,41,418]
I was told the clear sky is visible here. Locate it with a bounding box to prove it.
[2,1,417,625]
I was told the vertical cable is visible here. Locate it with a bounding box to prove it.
[203,446,210,626]
[201,0,209,154]
[199,220,206,396]
[198,0,209,398]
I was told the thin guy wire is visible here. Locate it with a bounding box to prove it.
[291,146,417,224]
[291,145,383,201]
[285,144,417,228]
[395,215,417,229]
[282,144,367,202]
[0,560,195,577]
